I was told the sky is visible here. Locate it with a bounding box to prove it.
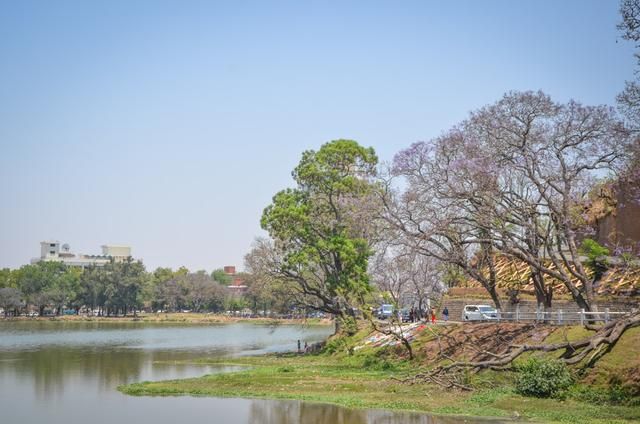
[0,0,635,272]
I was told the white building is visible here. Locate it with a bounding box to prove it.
[101,245,131,263]
[31,241,132,268]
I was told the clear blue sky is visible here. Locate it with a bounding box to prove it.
[0,0,634,271]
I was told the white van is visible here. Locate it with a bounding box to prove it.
[377,304,394,319]
[462,305,498,321]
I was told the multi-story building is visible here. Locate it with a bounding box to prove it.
[31,241,132,268]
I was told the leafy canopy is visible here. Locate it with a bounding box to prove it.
[261,139,378,317]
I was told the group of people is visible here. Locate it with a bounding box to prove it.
[407,306,450,323]
[297,339,309,353]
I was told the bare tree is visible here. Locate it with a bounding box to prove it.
[0,287,22,317]
[471,92,629,312]
[184,271,225,312]
[383,149,505,310]
[155,277,186,312]
[244,238,324,316]
[370,241,444,316]
[389,92,630,313]
[618,0,640,130]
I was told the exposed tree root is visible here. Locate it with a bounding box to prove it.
[366,317,414,359]
[399,312,640,390]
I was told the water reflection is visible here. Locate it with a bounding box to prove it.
[0,322,329,398]
[0,347,241,399]
[248,399,513,424]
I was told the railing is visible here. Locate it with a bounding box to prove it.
[496,305,632,325]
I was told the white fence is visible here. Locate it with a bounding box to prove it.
[497,304,633,325]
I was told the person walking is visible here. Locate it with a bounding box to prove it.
[442,306,449,322]
[431,309,436,324]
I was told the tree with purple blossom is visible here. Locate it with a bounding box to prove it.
[388,91,632,313]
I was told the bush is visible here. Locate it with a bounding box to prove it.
[515,358,574,398]
[361,354,396,371]
[323,337,347,354]
[580,238,610,261]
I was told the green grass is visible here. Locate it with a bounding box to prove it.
[117,322,640,423]
[119,350,640,423]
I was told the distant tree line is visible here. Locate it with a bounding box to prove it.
[0,261,293,318]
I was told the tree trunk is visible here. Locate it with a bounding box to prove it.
[333,315,342,335]
[486,285,502,311]
[401,337,414,360]
[531,267,552,320]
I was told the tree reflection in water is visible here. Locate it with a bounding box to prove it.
[248,399,508,424]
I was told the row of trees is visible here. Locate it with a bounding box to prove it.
[251,89,636,332]
[0,261,289,317]
[387,91,632,313]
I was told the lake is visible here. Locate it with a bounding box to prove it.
[0,320,509,423]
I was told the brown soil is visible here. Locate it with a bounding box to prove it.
[418,322,555,363]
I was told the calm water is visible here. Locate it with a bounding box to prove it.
[0,321,510,424]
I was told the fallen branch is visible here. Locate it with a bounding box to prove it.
[399,312,640,390]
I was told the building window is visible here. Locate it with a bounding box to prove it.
[50,243,56,247]
[49,251,55,255]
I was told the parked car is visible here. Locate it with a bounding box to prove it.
[462,305,498,321]
[377,304,394,320]
[400,309,412,323]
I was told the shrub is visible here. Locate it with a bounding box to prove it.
[361,354,396,371]
[515,358,574,398]
[323,337,347,354]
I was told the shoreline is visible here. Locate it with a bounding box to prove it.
[119,353,639,423]
[118,324,640,424]
[0,313,334,326]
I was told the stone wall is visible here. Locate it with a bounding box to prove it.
[594,181,640,254]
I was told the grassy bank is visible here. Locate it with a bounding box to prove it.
[119,322,640,423]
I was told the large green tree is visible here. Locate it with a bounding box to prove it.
[17,262,79,315]
[260,139,379,332]
[211,268,232,285]
[78,266,106,315]
[0,268,19,289]
[102,259,147,316]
